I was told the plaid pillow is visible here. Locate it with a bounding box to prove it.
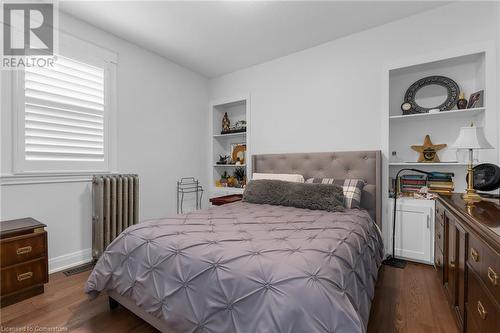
[305,178,365,209]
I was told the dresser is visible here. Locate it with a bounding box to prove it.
[0,218,48,307]
[435,194,499,333]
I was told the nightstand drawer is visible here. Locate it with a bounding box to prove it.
[467,269,499,333]
[0,231,47,268]
[1,258,48,296]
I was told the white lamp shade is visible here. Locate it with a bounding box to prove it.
[452,125,493,150]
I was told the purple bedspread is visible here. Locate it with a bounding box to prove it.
[85,202,384,333]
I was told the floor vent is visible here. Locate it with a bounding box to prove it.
[63,262,95,276]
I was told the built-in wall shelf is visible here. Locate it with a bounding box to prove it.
[213,132,247,138]
[389,162,468,166]
[386,47,497,196]
[389,107,485,120]
[209,95,250,201]
[213,164,247,168]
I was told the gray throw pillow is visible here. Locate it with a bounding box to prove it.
[243,179,344,212]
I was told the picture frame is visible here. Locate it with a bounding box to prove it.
[467,90,484,109]
[230,143,246,165]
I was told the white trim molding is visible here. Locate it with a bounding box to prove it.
[11,31,118,175]
[48,248,93,274]
[0,172,113,185]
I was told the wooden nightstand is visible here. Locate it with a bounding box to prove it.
[209,194,243,206]
[1,218,48,307]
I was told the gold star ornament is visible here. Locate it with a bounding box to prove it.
[411,135,447,163]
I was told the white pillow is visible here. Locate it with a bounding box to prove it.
[252,173,304,183]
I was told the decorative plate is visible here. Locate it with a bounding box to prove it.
[402,76,460,115]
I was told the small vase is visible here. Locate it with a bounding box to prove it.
[457,92,467,109]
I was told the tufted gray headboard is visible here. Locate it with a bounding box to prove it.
[252,150,382,227]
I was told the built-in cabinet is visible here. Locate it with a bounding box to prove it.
[389,198,434,264]
[384,43,498,270]
[435,194,499,333]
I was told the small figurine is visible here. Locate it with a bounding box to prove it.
[222,112,230,134]
[232,120,247,133]
[234,167,246,187]
[411,135,446,163]
[457,92,468,109]
[216,155,229,165]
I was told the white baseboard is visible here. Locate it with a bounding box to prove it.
[48,248,93,274]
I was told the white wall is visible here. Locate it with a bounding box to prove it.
[209,2,500,249]
[1,13,209,272]
[210,2,499,154]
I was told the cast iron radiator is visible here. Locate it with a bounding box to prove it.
[92,174,139,260]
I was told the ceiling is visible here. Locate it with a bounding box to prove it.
[60,1,449,78]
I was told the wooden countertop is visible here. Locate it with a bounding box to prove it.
[0,217,46,239]
[437,194,500,250]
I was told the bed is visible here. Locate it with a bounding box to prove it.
[85,150,383,333]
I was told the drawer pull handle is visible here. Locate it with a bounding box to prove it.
[470,248,479,262]
[477,301,487,320]
[488,267,498,286]
[16,246,32,255]
[437,233,441,240]
[17,272,33,282]
[450,261,455,269]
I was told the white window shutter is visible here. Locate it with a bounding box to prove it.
[24,56,105,162]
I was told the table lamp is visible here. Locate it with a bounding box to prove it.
[452,124,494,203]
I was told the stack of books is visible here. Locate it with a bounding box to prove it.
[399,174,427,194]
[427,172,455,195]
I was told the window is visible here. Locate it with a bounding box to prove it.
[13,36,116,174]
[25,57,105,162]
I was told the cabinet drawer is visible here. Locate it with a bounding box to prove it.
[468,233,500,303]
[0,232,46,268]
[466,304,482,333]
[0,258,48,296]
[468,233,483,275]
[484,251,500,304]
[467,269,499,333]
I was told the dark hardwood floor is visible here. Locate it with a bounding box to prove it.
[367,263,459,333]
[0,263,458,333]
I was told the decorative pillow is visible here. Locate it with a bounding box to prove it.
[306,178,365,209]
[243,180,344,212]
[252,173,304,183]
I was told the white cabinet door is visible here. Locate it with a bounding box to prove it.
[388,199,434,264]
